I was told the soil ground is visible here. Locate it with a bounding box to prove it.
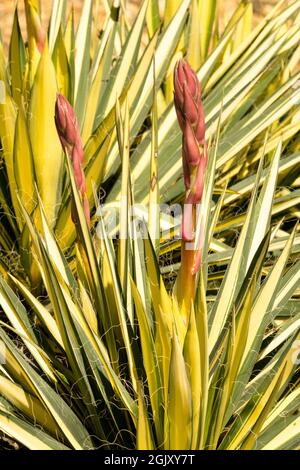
[0,1,280,52]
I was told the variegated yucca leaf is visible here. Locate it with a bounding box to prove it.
[0,0,300,451]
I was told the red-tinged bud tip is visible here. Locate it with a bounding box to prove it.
[24,0,45,53]
[174,60,200,106]
[183,121,201,166]
[55,94,79,149]
[185,144,208,204]
[55,94,90,227]
[72,155,83,190]
[183,82,198,126]
[174,60,207,201]
[72,144,84,167]
[36,29,45,53]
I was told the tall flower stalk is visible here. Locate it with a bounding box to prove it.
[55,94,90,227]
[174,60,208,309]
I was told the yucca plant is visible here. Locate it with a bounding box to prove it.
[0,0,300,450]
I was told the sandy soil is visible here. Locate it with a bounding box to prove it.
[0,0,280,52]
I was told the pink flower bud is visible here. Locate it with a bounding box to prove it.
[55,94,80,150]
[174,60,207,276]
[188,145,207,203]
[183,122,201,166]
[55,94,90,227]
[175,106,185,132]
[183,83,198,126]
[72,143,84,166]
[182,147,191,189]
[174,60,207,204]
[185,65,198,97]
[72,155,83,190]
